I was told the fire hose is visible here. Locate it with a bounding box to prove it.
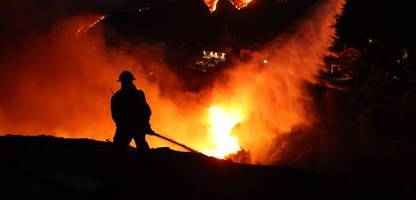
[151,132,200,154]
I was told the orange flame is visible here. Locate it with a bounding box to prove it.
[229,0,252,10]
[204,0,219,12]
[203,105,243,158]
[204,0,252,12]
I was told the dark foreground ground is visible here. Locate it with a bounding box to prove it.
[0,135,413,200]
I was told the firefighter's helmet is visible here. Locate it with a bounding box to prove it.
[118,70,135,82]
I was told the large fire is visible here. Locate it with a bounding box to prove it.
[0,0,347,164]
[204,105,244,158]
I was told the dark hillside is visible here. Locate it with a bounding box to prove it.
[0,135,409,200]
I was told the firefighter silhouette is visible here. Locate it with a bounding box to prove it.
[111,70,154,152]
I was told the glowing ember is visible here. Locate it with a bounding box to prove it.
[75,15,107,36]
[204,105,243,158]
[204,0,252,12]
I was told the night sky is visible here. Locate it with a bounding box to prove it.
[1,0,414,53]
[338,0,415,47]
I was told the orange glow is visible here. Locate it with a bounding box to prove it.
[203,105,243,158]
[0,0,347,164]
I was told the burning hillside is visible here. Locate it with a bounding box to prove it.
[0,0,346,163]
